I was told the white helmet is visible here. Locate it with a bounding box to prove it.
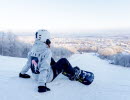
[35,29,50,42]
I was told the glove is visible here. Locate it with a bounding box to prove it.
[19,73,31,78]
[38,86,50,93]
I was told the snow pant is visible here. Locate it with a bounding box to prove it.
[51,58,75,80]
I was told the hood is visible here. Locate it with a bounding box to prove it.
[30,40,48,55]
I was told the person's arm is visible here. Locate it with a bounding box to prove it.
[19,52,31,78]
[38,50,52,92]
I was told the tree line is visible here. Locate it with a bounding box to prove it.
[0,32,73,60]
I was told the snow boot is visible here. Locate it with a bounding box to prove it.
[62,66,81,81]
[68,66,81,81]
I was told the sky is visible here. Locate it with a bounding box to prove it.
[0,0,130,34]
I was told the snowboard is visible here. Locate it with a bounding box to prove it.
[63,67,94,85]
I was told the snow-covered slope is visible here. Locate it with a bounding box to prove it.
[0,53,130,100]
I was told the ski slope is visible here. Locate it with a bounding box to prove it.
[0,53,130,100]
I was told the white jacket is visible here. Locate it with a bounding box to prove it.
[20,40,53,86]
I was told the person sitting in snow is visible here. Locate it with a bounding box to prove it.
[19,29,94,93]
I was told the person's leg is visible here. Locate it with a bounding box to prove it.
[50,57,56,66]
[51,58,75,80]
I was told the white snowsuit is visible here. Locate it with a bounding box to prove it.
[20,40,53,86]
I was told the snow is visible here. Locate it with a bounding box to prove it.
[0,53,130,100]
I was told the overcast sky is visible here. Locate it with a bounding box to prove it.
[0,0,130,33]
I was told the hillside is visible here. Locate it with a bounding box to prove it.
[0,53,130,100]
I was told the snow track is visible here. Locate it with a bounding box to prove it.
[0,53,130,100]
